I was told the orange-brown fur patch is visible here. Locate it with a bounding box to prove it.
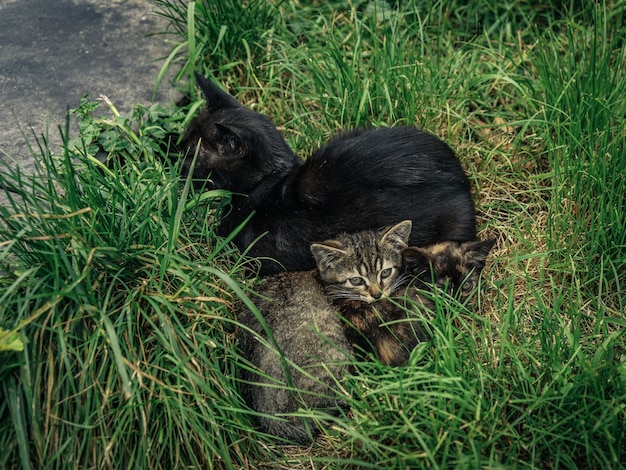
[346,307,380,331]
[376,336,405,366]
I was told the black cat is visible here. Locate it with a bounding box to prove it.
[180,73,476,275]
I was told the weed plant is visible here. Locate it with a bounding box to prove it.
[1,0,625,468]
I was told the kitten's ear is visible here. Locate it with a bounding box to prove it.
[194,72,241,111]
[462,238,497,269]
[310,241,346,269]
[381,220,412,248]
[402,246,432,275]
[215,123,248,158]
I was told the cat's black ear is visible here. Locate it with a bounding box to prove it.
[194,72,241,111]
[215,123,248,158]
[462,237,497,269]
[310,241,346,269]
[381,220,412,248]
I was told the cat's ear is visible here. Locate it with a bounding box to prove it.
[381,220,412,249]
[310,241,346,269]
[194,72,241,111]
[402,246,432,275]
[462,237,497,269]
[215,123,248,158]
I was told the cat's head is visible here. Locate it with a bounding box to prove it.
[402,238,496,301]
[311,220,412,304]
[179,73,299,191]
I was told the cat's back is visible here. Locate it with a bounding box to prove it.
[241,270,348,353]
[249,271,330,319]
[275,126,476,251]
[304,126,470,186]
[239,270,352,443]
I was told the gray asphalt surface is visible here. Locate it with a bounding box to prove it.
[0,0,178,173]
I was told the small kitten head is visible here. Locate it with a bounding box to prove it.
[311,220,412,303]
[402,238,496,301]
[179,73,298,190]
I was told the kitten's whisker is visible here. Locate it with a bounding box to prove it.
[389,273,410,294]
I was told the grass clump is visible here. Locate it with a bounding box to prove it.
[0,98,267,469]
[2,0,625,468]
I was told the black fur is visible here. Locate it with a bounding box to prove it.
[181,74,476,274]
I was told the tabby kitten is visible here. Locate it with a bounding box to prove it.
[311,220,420,366]
[180,73,476,274]
[312,221,496,366]
[238,270,353,444]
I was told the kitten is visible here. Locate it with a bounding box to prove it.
[238,270,353,444]
[312,221,496,366]
[311,220,420,366]
[402,237,497,303]
[380,237,496,365]
[180,73,476,275]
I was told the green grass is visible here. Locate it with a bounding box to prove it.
[2,0,625,468]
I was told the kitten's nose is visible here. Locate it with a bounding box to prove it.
[369,285,383,299]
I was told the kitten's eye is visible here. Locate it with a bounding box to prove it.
[461,280,475,292]
[380,268,393,279]
[349,277,366,287]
